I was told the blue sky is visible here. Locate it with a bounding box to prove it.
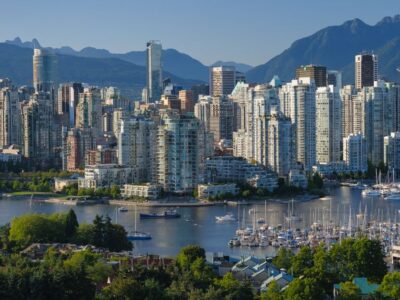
[1,0,399,66]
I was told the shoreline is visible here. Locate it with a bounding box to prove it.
[36,192,321,207]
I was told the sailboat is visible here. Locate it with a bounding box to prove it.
[127,205,152,241]
[285,199,302,223]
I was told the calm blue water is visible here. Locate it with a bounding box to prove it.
[0,187,399,257]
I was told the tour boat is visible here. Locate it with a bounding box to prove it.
[140,209,180,219]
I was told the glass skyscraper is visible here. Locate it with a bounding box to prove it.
[146,40,162,103]
[33,48,57,93]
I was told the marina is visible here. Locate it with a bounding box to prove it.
[2,186,400,256]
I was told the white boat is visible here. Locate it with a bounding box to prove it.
[228,237,241,247]
[216,213,237,222]
[362,189,381,197]
[118,207,128,212]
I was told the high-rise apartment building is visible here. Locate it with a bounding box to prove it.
[156,114,211,193]
[280,78,316,170]
[194,95,212,132]
[64,128,96,171]
[146,40,162,103]
[0,87,21,147]
[267,109,292,176]
[21,92,53,161]
[315,86,342,163]
[296,65,327,87]
[209,66,236,97]
[355,53,378,90]
[118,117,157,183]
[340,85,356,139]
[57,82,83,127]
[178,90,194,113]
[209,96,237,142]
[76,87,102,135]
[33,48,57,93]
[343,133,368,173]
[327,70,342,90]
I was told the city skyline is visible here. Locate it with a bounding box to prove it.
[1,0,400,65]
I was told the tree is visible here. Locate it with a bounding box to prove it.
[379,272,400,299]
[110,185,120,199]
[65,209,79,239]
[273,248,294,271]
[176,245,206,270]
[336,281,361,300]
[284,277,325,300]
[261,280,284,300]
[215,272,253,300]
[290,246,314,276]
[9,214,65,247]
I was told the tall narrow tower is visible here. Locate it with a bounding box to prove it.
[146,40,162,103]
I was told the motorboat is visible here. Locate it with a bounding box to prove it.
[118,207,128,212]
[216,213,237,222]
[362,189,381,197]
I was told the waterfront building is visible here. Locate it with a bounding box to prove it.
[121,183,161,200]
[146,40,162,103]
[279,78,316,171]
[204,156,278,191]
[354,83,386,165]
[197,183,239,199]
[210,66,236,97]
[315,86,341,163]
[384,132,400,175]
[288,169,308,189]
[0,86,21,147]
[355,53,378,90]
[78,164,135,189]
[343,133,368,173]
[267,109,292,176]
[156,114,210,193]
[118,117,157,183]
[295,65,327,87]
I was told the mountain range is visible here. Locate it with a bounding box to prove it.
[2,15,400,97]
[247,15,400,84]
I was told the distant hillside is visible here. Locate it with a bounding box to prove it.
[246,15,400,84]
[5,38,256,83]
[212,61,253,73]
[0,43,202,98]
